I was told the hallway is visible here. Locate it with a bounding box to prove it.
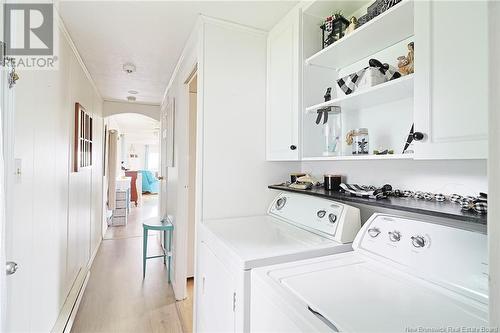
[71,196,184,332]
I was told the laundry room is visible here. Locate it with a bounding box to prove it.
[193,0,494,332]
[1,0,498,332]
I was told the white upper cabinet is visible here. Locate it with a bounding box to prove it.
[414,1,488,159]
[266,9,301,161]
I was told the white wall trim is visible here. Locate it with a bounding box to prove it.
[488,1,500,327]
[55,7,103,101]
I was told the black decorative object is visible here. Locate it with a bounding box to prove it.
[324,175,341,191]
[320,15,349,49]
[368,58,401,79]
[376,0,402,15]
[357,14,369,27]
[316,87,335,125]
[355,0,403,30]
[324,87,332,102]
[403,124,415,154]
[367,1,379,20]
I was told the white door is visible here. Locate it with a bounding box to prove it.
[414,1,488,159]
[196,241,236,333]
[266,10,301,161]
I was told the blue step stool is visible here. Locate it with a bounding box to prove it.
[142,216,174,282]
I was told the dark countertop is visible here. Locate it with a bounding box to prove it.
[268,184,487,225]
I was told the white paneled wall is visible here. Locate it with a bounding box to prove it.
[6,21,104,331]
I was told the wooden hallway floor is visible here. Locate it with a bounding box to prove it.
[71,195,185,333]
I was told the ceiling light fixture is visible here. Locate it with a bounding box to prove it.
[127,95,136,102]
[128,90,138,95]
[123,63,136,74]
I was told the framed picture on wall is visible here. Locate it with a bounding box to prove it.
[166,98,175,167]
[74,102,93,172]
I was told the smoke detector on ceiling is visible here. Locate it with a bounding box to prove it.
[128,90,138,94]
[126,95,136,102]
[123,63,136,74]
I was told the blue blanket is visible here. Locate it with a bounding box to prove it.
[140,170,159,194]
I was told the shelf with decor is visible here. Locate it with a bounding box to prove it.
[305,74,414,113]
[302,153,414,161]
[305,0,414,70]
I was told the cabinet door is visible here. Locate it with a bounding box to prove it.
[197,241,236,332]
[414,1,488,159]
[266,11,301,161]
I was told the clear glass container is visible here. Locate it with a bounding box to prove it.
[352,128,369,155]
[322,108,342,156]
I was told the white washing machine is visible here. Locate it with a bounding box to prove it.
[196,192,361,332]
[251,213,489,332]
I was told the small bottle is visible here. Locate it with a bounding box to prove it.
[352,128,369,155]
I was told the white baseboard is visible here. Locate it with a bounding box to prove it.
[50,237,102,333]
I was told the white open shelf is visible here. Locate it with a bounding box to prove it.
[306,74,414,113]
[305,0,414,70]
[302,153,414,161]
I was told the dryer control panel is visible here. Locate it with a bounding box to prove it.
[268,192,361,243]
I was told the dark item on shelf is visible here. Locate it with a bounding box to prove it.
[340,183,389,200]
[337,59,400,95]
[324,87,332,102]
[373,149,394,155]
[355,139,369,155]
[357,14,369,27]
[376,0,403,15]
[316,107,329,125]
[369,58,402,79]
[315,106,340,125]
[324,175,342,191]
[320,15,349,49]
[397,42,414,75]
[290,173,306,183]
[403,124,415,154]
[367,1,380,20]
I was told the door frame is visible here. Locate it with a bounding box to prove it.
[1,44,16,333]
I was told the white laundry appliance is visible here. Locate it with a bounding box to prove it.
[251,213,489,332]
[196,191,361,332]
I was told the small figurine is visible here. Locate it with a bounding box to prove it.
[345,16,358,35]
[324,87,332,102]
[398,42,414,75]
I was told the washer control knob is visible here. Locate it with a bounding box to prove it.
[388,231,402,242]
[411,235,426,248]
[275,197,286,210]
[317,210,326,218]
[328,213,337,224]
[368,227,381,238]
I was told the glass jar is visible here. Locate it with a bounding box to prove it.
[322,108,342,156]
[352,128,369,155]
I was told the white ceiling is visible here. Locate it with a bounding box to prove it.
[58,1,299,105]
